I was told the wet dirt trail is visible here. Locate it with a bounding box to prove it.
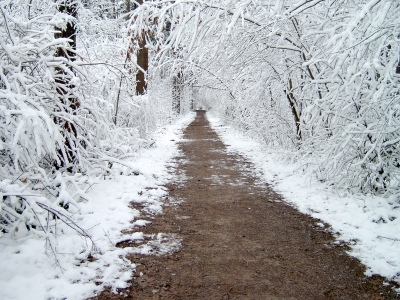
[97,110,398,300]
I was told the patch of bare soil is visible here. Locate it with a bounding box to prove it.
[93,111,399,299]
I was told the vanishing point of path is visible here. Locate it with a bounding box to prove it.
[96,111,399,300]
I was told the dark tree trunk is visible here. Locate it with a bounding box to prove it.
[136,36,148,95]
[173,70,183,114]
[125,0,130,15]
[136,0,148,95]
[55,1,76,64]
[286,78,302,141]
[54,0,79,169]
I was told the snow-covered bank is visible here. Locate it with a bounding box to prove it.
[207,113,400,286]
[0,112,195,300]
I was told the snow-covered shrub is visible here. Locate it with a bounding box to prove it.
[0,0,191,261]
[0,0,99,260]
[0,2,72,173]
[299,0,400,194]
[0,0,174,264]
[0,174,96,264]
[132,0,399,196]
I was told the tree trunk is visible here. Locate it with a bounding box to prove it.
[286,78,302,141]
[136,0,148,95]
[125,0,131,20]
[136,37,148,95]
[55,1,76,66]
[173,70,183,114]
[54,0,78,169]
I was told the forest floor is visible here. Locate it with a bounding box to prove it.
[94,111,400,300]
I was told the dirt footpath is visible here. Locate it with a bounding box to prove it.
[96,111,399,299]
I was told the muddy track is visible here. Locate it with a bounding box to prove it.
[95,111,399,300]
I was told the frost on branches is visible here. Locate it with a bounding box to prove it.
[0,0,182,268]
[302,0,400,195]
[0,0,97,255]
[126,0,400,196]
[1,0,400,296]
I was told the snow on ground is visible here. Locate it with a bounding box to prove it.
[207,113,400,285]
[0,112,195,300]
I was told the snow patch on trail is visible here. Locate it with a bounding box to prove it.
[0,112,195,300]
[207,113,400,285]
[132,233,182,256]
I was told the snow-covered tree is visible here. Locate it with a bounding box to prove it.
[0,0,183,262]
[126,0,400,195]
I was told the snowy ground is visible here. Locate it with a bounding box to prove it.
[2,110,399,300]
[207,113,400,286]
[0,113,195,300]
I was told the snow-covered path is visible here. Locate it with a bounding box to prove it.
[1,111,399,299]
[95,110,399,299]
